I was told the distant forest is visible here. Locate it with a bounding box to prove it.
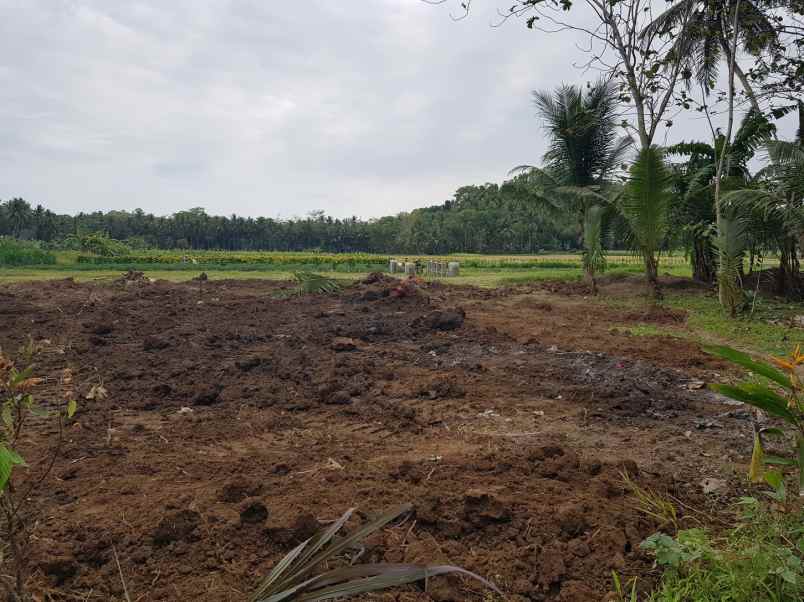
[0,181,627,254]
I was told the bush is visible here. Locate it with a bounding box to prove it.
[60,233,131,257]
[0,237,56,266]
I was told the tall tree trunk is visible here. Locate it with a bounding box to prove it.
[645,254,662,301]
[777,237,802,298]
[692,236,716,283]
[715,0,743,308]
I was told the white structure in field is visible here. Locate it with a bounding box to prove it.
[388,259,460,277]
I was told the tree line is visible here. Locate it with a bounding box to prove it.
[0,183,598,255]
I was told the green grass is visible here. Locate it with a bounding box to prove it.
[606,292,803,357]
[643,501,804,602]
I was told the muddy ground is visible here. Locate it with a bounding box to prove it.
[0,274,761,601]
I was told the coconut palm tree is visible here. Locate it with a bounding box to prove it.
[643,0,778,111]
[510,79,631,291]
[582,204,607,295]
[5,198,31,238]
[620,146,673,299]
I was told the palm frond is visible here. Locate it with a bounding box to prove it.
[641,0,696,38]
[250,505,502,602]
[292,272,341,296]
[620,146,672,261]
[714,214,749,315]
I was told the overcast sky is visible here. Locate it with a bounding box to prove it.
[0,1,796,219]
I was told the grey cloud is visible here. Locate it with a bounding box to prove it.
[0,0,796,218]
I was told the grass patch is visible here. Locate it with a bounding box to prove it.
[643,501,804,602]
[606,290,802,358]
[0,269,369,284]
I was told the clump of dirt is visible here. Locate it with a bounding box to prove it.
[152,510,201,546]
[621,307,687,324]
[415,307,465,331]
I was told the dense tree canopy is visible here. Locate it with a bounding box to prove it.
[0,182,593,255]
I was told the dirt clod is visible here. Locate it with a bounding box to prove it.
[142,335,170,351]
[418,307,465,331]
[220,479,263,503]
[192,383,223,406]
[41,557,78,586]
[239,499,269,524]
[153,510,200,546]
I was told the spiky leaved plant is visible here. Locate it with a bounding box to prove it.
[713,214,748,316]
[620,146,672,300]
[291,272,341,296]
[250,504,501,602]
[582,204,607,295]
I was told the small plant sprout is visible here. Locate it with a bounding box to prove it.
[705,344,804,498]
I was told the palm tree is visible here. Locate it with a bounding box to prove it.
[643,0,778,111]
[582,204,607,295]
[723,103,804,297]
[6,198,31,238]
[713,213,749,315]
[620,146,673,299]
[667,109,775,282]
[510,79,631,291]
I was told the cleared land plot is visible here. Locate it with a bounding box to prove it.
[1,273,800,600]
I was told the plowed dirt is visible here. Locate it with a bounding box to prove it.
[0,275,756,601]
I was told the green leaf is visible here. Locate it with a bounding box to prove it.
[760,427,786,438]
[9,366,33,386]
[798,436,804,496]
[703,345,792,389]
[67,399,77,419]
[764,455,797,467]
[1,404,12,430]
[708,383,797,423]
[0,444,25,491]
[640,533,685,567]
[764,470,787,502]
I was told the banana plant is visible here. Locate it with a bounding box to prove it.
[705,345,804,498]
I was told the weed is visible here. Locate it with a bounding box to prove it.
[621,471,680,531]
[612,571,639,602]
[642,502,804,601]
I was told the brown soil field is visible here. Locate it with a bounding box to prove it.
[0,275,759,601]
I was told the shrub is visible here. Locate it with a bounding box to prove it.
[63,233,131,257]
[0,237,56,266]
